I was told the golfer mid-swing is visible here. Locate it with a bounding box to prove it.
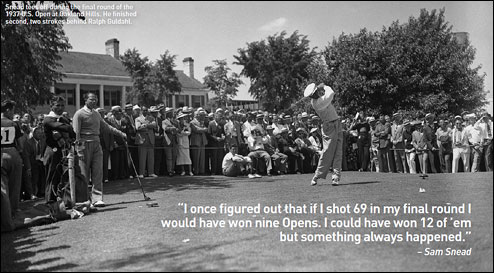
[304,83,343,186]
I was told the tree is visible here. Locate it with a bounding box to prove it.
[120,48,153,106]
[323,8,487,117]
[1,1,83,113]
[151,51,181,103]
[203,59,243,109]
[120,48,181,107]
[234,31,317,112]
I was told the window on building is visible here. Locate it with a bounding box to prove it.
[175,95,189,108]
[104,86,122,107]
[191,95,204,108]
[165,95,173,107]
[55,84,76,106]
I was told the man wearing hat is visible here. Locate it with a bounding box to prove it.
[423,113,438,173]
[264,125,288,174]
[161,107,178,176]
[436,117,452,173]
[304,83,343,185]
[391,112,407,173]
[96,108,113,184]
[465,113,483,172]
[451,115,470,173]
[123,104,138,178]
[190,109,208,175]
[207,108,226,175]
[107,105,129,180]
[475,111,493,171]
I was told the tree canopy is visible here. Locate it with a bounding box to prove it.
[234,31,318,112]
[322,8,487,117]
[1,1,83,113]
[203,59,243,109]
[120,48,181,107]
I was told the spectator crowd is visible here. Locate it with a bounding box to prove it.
[2,95,493,230]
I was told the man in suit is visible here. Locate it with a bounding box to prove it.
[22,126,46,198]
[190,109,208,175]
[106,106,129,180]
[208,108,226,175]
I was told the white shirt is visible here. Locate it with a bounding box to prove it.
[311,86,339,122]
[465,124,483,144]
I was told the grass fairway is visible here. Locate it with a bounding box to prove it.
[1,171,492,272]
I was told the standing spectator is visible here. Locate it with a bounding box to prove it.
[43,96,78,203]
[403,120,417,174]
[134,106,157,178]
[22,126,46,199]
[151,106,164,176]
[374,115,391,173]
[475,111,493,171]
[106,106,129,180]
[162,107,178,176]
[1,100,23,229]
[423,113,438,173]
[190,109,208,175]
[369,117,380,172]
[451,116,470,173]
[208,109,226,175]
[464,113,483,172]
[412,121,428,175]
[73,93,126,207]
[96,108,113,184]
[391,113,407,173]
[176,112,193,176]
[436,118,453,173]
[385,115,396,172]
[123,104,138,178]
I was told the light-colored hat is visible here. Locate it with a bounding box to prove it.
[266,125,274,130]
[393,112,401,117]
[284,115,291,119]
[111,105,122,112]
[149,106,159,113]
[368,117,376,123]
[311,115,320,120]
[301,112,309,118]
[425,113,435,119]
[310,127,318,134]
[177,113,188,119]
[465,113,476,119]
[454,115,462,120]
[256,114,264,118]
[208,113,214,118]
[125,104,133,109]
[403,119,411,126]
[215,108,224,113]
[296,127,307,134]
[157,104,165,111]
[304,83,316,97]
[411,120,422,126]
[133,105,141,110]
[164,107,174,113]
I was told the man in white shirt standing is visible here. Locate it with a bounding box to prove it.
[475,111,493,172]
[451,116,470,173]
[304,83,343,186]
[464,113,483,172]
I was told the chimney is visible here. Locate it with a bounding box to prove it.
[183,57,194,79]
[105,38,120,59]
[452,32,468,46]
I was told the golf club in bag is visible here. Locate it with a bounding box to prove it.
[125,143,151,201]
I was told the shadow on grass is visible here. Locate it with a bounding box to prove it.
[96,235,264,271]
[336,181,382,186]
[105,175,234,196]
[1,227,76,272]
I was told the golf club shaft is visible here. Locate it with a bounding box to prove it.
[125,143,149,200]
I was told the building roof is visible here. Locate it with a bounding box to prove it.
[57,51,130,77]
[175,70,207,90]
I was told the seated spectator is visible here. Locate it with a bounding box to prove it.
[247,128,272,177]
[222,144,255,178]
[294,127,316,173]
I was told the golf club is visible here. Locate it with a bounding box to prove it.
[125,143,151,201]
